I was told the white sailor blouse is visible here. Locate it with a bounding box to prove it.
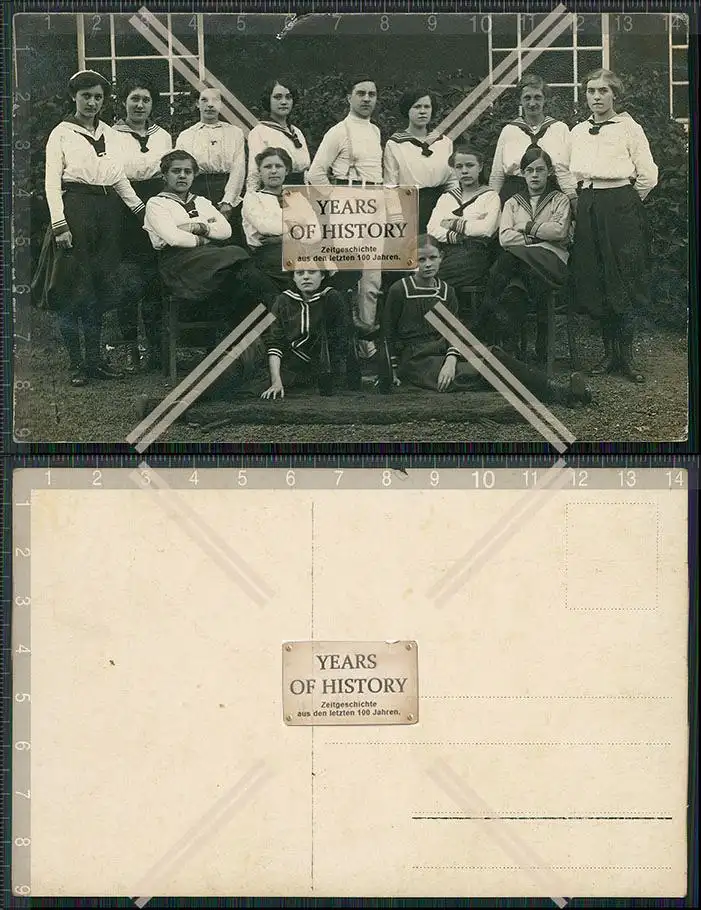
[568,112,658,200]
[499,190,573,264]
[143,192,233,250]
[489,117,577,199]
[307,114,383,185]
[44,120,146,237]
[175,121,246,206]
[383,132,459,191]
[241,189,319,250]
[246,121,311,191]
[426,187,501,244]
[112,121,173,182]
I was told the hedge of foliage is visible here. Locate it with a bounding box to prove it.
[21,66,688,329]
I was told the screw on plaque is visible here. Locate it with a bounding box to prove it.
[285,644,292,651]
[407,714,415,722]
[285,714,292,722]
[285,260,293,267]
[405,643,412,650]
[407,259,414,266]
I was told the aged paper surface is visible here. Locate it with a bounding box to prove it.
[25,473,688,897]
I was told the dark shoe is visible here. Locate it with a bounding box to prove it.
[591,334,619,375]
[566,372,593,407]
[86,360,124,380]
[70,365,88,387]
[125,344,141,373]
[618,344,645,383]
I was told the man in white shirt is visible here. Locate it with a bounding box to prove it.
[308,76,384,360]
[176,88,246,243]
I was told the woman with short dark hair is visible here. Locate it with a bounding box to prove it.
[112,77,172,371]
[383,87,459,232]
[246,78,310,191]
[489,73,576,205]
[36,69,146,386]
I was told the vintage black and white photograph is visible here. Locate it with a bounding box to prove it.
[12,8,691,444]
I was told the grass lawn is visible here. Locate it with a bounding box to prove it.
[13,309,688,445]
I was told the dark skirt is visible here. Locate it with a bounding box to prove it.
[418,185,447,235]
[31,186,124,316]
[119,177,163,301]
[438,238,493,291]
[396,338,480,391]
[481,248,567,339]
[570,184,650,319]
[251,242,294,293]
[158,243,250,302]
[192,172,228,205]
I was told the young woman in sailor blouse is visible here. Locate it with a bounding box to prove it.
[568,68,658,383]
[426,144,501,315]
[383,88,459,232]
[144,151,275,329]
[112,78,172,371]
[39,69,146,387]
[246,79,310,191]
[242,147,318,291]
[484,147,573,358]
[176,88,246,245]
[489,74,577,206]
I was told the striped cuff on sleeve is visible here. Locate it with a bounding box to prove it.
[51,220,69,238]
[390,355,398,369]
[267,347,283,360]
[446,347,461,359]
[446,230,462,245]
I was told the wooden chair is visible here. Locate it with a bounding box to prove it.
[518,286,580,378]
[161,296,224,385]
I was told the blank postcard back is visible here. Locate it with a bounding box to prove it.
[22,470,688,898]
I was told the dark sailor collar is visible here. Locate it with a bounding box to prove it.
[257,120,303,149]
[387,130,444,157]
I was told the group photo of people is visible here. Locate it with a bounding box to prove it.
[18,19,689,443]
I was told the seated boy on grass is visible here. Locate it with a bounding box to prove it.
[261,263,360,400]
